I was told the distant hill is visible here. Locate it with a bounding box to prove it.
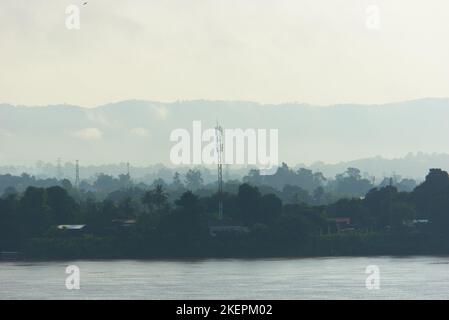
[2,98,449,179]
[303,152,449,180]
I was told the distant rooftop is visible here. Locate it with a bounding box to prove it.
[57,225,86,230]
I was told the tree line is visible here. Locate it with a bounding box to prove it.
[0,164,418,206]
[0,167,447,259]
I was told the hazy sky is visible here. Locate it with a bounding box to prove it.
[1,0,449,107]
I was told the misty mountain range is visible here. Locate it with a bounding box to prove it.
[2,98,449,179]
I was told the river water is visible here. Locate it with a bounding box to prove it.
[0,256,448,299]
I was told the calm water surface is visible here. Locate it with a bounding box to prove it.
[1,256,448,299]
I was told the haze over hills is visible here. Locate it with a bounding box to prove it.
[304,152,449,181]
[1,97,449,179]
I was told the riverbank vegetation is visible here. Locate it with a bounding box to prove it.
[1,166,449,259]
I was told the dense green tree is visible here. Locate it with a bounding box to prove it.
[184,169,203,190]
[238,183,261,225]
[46,186,77,224]
[159,191,207,241]
[94,174,120,193]
[332,167,374,197]
[0,194,20,250]
[243,169,262,186]
[364,185,397,229]
[19,187,50,237]
[260,193,282,224]
[171,172,184,190]
[282,185,311,204]
[389,202,416,230]
[412,169,449,234]
[142,185,168,213]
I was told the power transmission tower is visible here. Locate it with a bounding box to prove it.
[215,123,224,220]
[75,160,80,188]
